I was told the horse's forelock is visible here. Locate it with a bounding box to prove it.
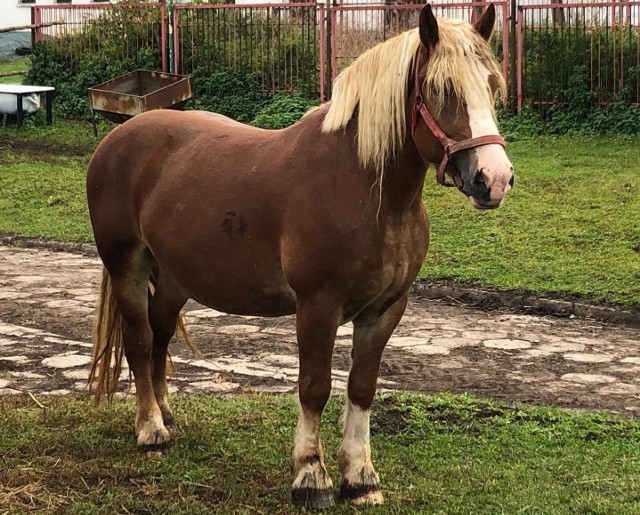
[423,20,505,116]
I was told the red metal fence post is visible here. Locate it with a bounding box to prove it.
[516,6,523,112]
[32,6,42,44]
[173,7,180,75]
[501,1,509,101]
[319,3,326,100]
[330,7,337,81]
[161,3,168,73]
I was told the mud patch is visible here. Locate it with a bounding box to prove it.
[0,137,94,160]
[371,396,410,436]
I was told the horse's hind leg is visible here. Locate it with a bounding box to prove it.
[339,294,409,506]
[148,268,188,430]
[291,294,342,510]
[105,246,171,454]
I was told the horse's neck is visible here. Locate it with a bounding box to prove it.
[378,130,429,214]
[295,103,428,213]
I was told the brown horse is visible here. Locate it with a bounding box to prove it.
[87,4,513,509]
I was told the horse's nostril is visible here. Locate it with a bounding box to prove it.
[508,174,515,187]
[473,168,486,184]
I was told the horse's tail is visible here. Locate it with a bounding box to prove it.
[88,267,124,405]
[88,266,195,405]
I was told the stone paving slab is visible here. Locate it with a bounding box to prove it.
[1,246,640,415]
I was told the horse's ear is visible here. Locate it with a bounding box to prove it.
[473,4,496,41]
[419,5,439,50]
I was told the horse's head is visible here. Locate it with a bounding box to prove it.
[412,4,514,209]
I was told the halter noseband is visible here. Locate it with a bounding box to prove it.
[410,55,506,187]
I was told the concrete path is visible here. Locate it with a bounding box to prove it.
[1,246,639,415]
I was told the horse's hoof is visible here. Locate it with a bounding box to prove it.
[291,487,336,510]
[164,418,181,434]
[138,442,171,457]
[339,482,384,505]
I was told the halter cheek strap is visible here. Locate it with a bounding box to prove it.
[410,57,506,187]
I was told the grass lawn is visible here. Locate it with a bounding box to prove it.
[1,393,640,513]
[1,121,639,305]
[0,57,28,85]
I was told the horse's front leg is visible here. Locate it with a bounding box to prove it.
[339,294,408,505]
[291,295,342,510]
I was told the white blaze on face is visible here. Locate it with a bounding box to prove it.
[462,54,514,203]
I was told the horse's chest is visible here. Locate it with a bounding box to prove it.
[382,215,429,274]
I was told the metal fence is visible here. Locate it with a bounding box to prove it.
[172,3,325,97]
[28,1,640,110]
[517,1,640,110]
[32,3,167,71]
[329,1,509,81]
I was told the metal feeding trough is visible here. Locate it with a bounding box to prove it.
[88,70,192,136]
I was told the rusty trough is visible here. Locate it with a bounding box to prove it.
[88,70,192,136]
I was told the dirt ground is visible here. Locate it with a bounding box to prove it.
[1,246,640,416]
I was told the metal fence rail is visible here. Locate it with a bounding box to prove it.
[32,3,167,72]
[173,3,325,98]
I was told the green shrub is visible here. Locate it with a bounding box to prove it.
[251,94,319,129]
[498,107,543,140]
[191,68,269,123]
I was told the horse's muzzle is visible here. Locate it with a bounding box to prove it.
[465,166,514,209]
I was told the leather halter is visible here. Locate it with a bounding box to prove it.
[410,55,506,187]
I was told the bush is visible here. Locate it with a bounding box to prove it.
[191,68,269,123]
[251,94,319,129]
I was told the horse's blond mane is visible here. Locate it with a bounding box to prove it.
[321,18,506,174]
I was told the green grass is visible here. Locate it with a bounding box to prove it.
[422,136,640,304]
[0,57,29,84]
[1,393,640,513]
[0,121,99,241]
[1,122,639,305]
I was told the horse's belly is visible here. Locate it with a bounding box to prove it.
[191,279,297,317]
[160,255,297,317]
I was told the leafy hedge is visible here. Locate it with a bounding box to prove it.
[252,94,319,129]
[191,68,268,123]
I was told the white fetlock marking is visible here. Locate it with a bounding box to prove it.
[292,462,333,490]
[136,409,170,447]
[339,400,379,486]
[293,405,320,465]
[292,399,332,490]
